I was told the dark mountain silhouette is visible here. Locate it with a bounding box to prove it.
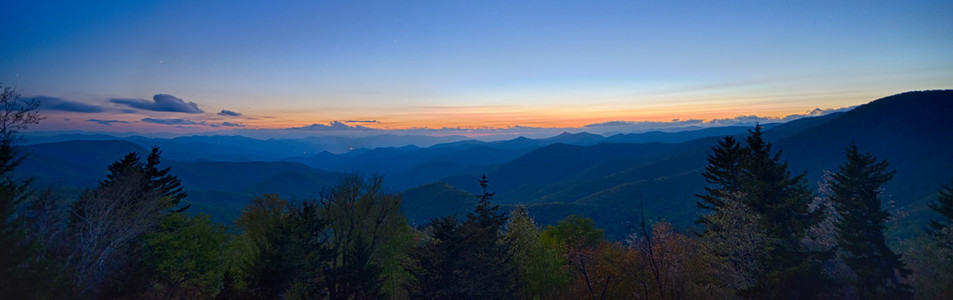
[776,90,953,230]
[399,182,478,226]
[14,90,950,238]
[15,142,344,223]
[17,140,148,187]
[404,90,953,238]
[606,126,758,144]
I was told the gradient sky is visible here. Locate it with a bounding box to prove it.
[2,0,951,133]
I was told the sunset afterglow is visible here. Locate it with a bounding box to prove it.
[2,0,951,134]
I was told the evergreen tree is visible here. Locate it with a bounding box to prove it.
[407,175,516,299]
[697,125,833,298]
[742,125,820,248]
[928,180,953,250]
[406,216,467,299]
[461,174,516,298]
[696,135,746,228]
[102,146,187,211]
[235,195,332,299]
[740,125,832,299]
[828,143,911,298]
[65,147,188,297]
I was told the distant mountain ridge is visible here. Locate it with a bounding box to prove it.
[404,90,953,238]
[14,90,952,239]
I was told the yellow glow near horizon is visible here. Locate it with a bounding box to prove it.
[224,87,888,131]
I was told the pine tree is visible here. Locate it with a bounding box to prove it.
[235,195,332,299]
[461,174,516,298]
[697,125,832,298]
[406,216,467,299]
[828,143,911,298]
[696,135,746,228]
[742,126,832,299]
[144,147,188,207]
[742,125,820,247]
[65,147,188,297]
[928,180,953,250]
[102,147,187,211]
[407,175,516,299]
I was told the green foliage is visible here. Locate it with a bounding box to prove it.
[828,143,911,298]
[541,215,605,299]
[321,174,405,299]
[542,214,604,249]
[143,213,231,298]
[506,206,571,299]
[697,192,771,295]
[229,175,409,299]
[904,235,953,299]
[233,195,332,299]
[60,147,191,298]
[407,215,467,299]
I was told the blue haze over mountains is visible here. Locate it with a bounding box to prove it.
[15,91,953,238]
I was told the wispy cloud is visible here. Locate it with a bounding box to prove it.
[289,121,374,131]
[140,117,248,128]
[142,118,201,125]
[218,121,245,127]
[112,94,203,113]
[87,119,129,126]
[218,109,242,116]
[34,96,104,113]
[344,120,379,123]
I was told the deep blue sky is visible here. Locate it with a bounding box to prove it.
[2,0,951,132]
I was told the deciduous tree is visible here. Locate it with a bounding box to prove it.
[0,85,44,298]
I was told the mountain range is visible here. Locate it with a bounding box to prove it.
[15,90,953,238]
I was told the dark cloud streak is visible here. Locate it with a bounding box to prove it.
[218,109,242,116]
[141,118,201,125]
[34,96,105,113]
[87,119,129,126]
[111,94,203,113]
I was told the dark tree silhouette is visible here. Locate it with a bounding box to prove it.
[928,180,953,250]
[408,175,516,299]
[0,85,43,299]
[696,135,746,228]
[828,143,911,298]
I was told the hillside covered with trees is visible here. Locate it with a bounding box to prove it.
[3,87,953,299]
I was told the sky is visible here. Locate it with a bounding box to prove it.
[2,0,951,135]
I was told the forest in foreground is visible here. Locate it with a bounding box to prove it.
[3,86,953,299]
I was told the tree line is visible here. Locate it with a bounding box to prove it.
[2,87,952,299]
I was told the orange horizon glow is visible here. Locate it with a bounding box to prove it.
[33,106,845,133]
